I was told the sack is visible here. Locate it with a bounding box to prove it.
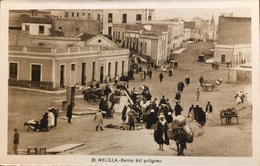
[183,125,194,143]
[172,115,186,127]
[167,127,174,139]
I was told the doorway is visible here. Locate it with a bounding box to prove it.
[100,66,104,83]
[81,63,86,85]
[60,65,65,88]
[221,55,225,63]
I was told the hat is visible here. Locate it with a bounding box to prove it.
[150,109,155,113]
[168,112,172,115]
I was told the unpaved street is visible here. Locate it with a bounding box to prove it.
[7,42,253,164]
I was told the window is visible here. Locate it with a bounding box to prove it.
[59,27,62,31]
[77,13,79,17]
[121,61,125,76]
[92,62,96,81]
[122,32,124,40]
[88,13,91,18]
[108,13,113,23]
[31,64,41,82]
[25,25,30,31]
[118,32,120,40]
[71,64,75,71]
[136,14,142,21]
[115,62,118,76]
[108,26,112,36]
[72,12,74,17]
[82,13,85,16]
[144,42,147,54]
[65,12,68,18]
[108,62,111,77]
[9,63,18,79]
[97,14,100,20]
[122,14,127,23]
[39,26,44,34]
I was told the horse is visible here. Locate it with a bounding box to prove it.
[173,128,187,156]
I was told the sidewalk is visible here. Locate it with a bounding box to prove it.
[9,86,66,94]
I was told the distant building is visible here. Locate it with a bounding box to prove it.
[184,21,196,41]
[53,9,104,33]
[52,17,100,37]
[147,19,184,59]
[102,9,155,39]
[9,10,51,30]
[192,17,209,42]
[214,16,251,66]
[9,10,101,38]
[208,15,218,41]
[113,23,168,66]
[8,34,129,90]
[20,15,52,36]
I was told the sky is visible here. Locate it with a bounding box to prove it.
[155,8,252,23]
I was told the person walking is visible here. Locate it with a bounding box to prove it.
[195,88,200,101]
[174,102,183,117]
[199,75,204,86]
[149,69,153,79]
[128,106,137,130]
[143,70,147,80]
[66,103,73,123]
[13,128,19,155]
[154,115,169,151]
[197,107,206,127]
[185,75,190,86]
[175,91,181,103]
[146,109,158,129]
[159,73,164,83]
[94,110,104,131]
[48,109,55,128]
[49,107,59,127]
[188,105,195,122]
[159,95,167,106]
[205,101,213,120]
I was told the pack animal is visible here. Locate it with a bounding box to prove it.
[173,128,187,156]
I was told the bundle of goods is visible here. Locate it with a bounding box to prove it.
[223,108,236,116]
[167,115,194,143]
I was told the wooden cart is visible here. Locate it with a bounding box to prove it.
[220,108,239,125]
[201,83,215,91]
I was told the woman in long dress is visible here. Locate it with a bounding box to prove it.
[154,114,169,151]
[48,110,55,128]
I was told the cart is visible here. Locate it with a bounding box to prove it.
[220,108,239,125]
[201,82,215,91]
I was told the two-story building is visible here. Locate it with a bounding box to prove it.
[214,16,251,66]
[102,9,155,39]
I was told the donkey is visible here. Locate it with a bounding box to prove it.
[173,128,187,156]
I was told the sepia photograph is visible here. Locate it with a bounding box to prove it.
[1,0,259,165]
